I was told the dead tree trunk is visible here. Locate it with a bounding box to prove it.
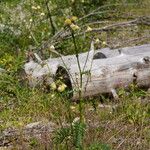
[57,50,150,99]
[24,44,150,99]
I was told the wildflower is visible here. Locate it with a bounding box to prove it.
[51,94,55,98]
[57,83,67,92]
[64,18,72,26]
[50,45,55,51]
[40,12,45,16]
[86,26,92,32]
[31,6,37,10]
[70,23,80,31]
[102,41,107,46]
[59,76,63,79]
[29,18,33,22]
[37,5,41,9]
[50,82,57,90]
[70,106,76,111]
[71,16,78,22]
[29,35,32,39]
[72,117,80,125]
[95,38,100,44]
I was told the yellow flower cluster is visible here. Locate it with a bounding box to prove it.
[50,82,67,92]
[57,83,67,92]
[64,16,80,31]
[31,5,41,10]
[64,19,72,25]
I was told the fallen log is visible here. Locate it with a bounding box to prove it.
[24,44,150,89]
[58,51,150,99]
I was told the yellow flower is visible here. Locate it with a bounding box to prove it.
[50,82,57,90]
[37,5,41,9]
[50,45,55,51]
[86,26,92,32]
[29,35,32,39]
[71,16,78,22]
[31,6,37,10]
[102,41,107,45]
[57,83,67,92]
[64,18,72,25]
[70,23,80,31]
[51,94,55,98]
[29,18,33,22]
[70,106,76,112]
[95,38,100,44]
[40,12,45,16]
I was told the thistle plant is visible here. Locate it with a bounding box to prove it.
[53,16,86,149]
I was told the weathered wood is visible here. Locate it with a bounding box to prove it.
[61,52,150,99]
[25,44,150,99]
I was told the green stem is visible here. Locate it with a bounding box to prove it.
[70,28,83,122]
[45,0,56,35]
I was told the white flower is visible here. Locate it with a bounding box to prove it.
[95,38,100,44]
[29,18,33,22]
[29,35,32,39]
[72,117,80,125]
[102,41,107,45]
[50,45,55,51]
[86,26,92,32]
[51,94,55,98]
[40,12,45,16]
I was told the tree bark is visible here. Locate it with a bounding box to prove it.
[24,44,150,99]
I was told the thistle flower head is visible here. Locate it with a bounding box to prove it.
[64,18,72,26]
[71,16,78,22]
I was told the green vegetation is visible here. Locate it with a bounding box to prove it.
[0,0,150,149]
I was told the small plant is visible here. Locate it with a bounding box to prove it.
[88,142,111,150]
